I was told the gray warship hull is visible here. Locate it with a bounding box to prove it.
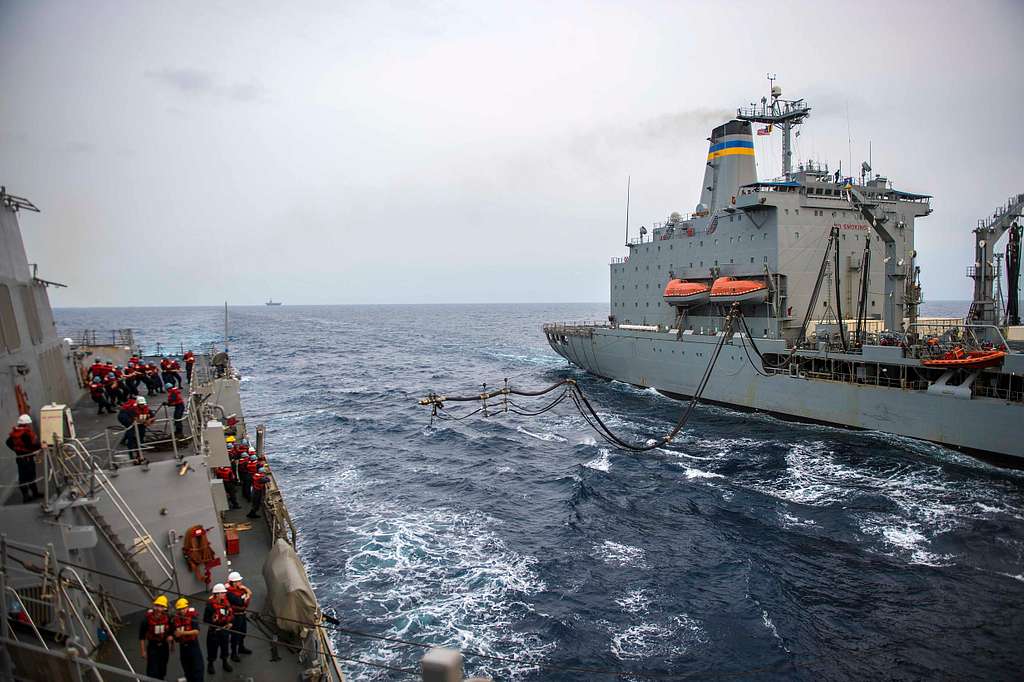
[544,83,1024,461]
[545,326,1023,459]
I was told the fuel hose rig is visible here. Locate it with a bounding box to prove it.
[419,303,741,452]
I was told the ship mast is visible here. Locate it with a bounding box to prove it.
[737,74,811,178]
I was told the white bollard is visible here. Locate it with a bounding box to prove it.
[421,647,462,682]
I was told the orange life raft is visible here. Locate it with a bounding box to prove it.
[709,276,768,303]
[663,280,710,306]
[921,347,1007,370]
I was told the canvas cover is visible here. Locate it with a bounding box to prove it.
[262,538,318,634]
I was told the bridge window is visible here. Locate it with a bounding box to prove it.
[794,231,800,239]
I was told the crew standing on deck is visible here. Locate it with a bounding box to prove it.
[166,382,186,438]
[139,594,173,680]
[172,597,204,682]
[247,465,268,519]
[5,415,41,503]
[204,583,234,674]
[225,571,254,660]
[184,350,195,384]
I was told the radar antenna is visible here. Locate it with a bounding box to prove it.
[737,75,811,178]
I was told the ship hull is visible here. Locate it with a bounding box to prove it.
[546,327,1023,460]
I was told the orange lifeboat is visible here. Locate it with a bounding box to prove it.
[921,347,1007,370]
[709,276,768,303]
[663,280,710,306]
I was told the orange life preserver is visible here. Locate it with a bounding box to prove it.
[7,426,40,455]
[226,584,249,615]
[144,608,170,641]
[210,595,233,626]
[172,609,199,642]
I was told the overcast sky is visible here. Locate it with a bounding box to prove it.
[2,0,1022,307]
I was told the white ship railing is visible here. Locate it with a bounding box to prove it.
[51,440,177,587]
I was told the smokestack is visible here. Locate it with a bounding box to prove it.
[697,120,757,214]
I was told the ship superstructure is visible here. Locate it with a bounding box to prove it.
[545,83,1024,460]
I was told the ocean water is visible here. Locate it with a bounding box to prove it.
[55,302,1024,681]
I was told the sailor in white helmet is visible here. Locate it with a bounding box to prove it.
[225,571,254,660]
[6,414,41,503]
[203,583,233,674]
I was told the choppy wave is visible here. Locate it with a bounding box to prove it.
[55,303,1024,680]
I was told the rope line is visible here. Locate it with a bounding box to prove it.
[421,305,740,452]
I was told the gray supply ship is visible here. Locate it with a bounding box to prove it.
[0,188,346,681]
[544,82,1024,460]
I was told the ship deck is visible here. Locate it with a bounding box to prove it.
[62,354,332,681]
[99,506,295,681]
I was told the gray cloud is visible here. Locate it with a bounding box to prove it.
[145,67,265,102]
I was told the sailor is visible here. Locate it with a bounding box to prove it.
[88,358,106,380]
[213,465,240,509]
[172,597,204,682]
[166,383,186,438]
[139,594,173,680]
[169,357,184,387]
[104,371,125,404]
[184,350,196,383]
[203,583,234,674]
[241,451,258,501]
[5,415,41,503]
[118,396,149,463]
[89,375,115,414]
[144,363,163,395]
[247,465,269,519]
[135,395,154,452]
[124,363,142,396]
[160,356,182,388]
[225,571,254,660]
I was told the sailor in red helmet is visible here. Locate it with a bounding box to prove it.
[139,594,173,679]
[203,583,234,674]
[225,571,254,660]
[5,414,41,503]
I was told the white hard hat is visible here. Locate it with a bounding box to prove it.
[136,396,147,405]
[16,414,32,426]
[227,571,242,582]
[212,583,227,594]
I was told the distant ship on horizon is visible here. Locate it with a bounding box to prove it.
[266,298,282,306]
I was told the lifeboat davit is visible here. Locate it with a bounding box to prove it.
[663,280,710,306]
[921,347,1007,370]
[709,276,768,303]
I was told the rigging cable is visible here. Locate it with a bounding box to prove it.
[421,305,740,452]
